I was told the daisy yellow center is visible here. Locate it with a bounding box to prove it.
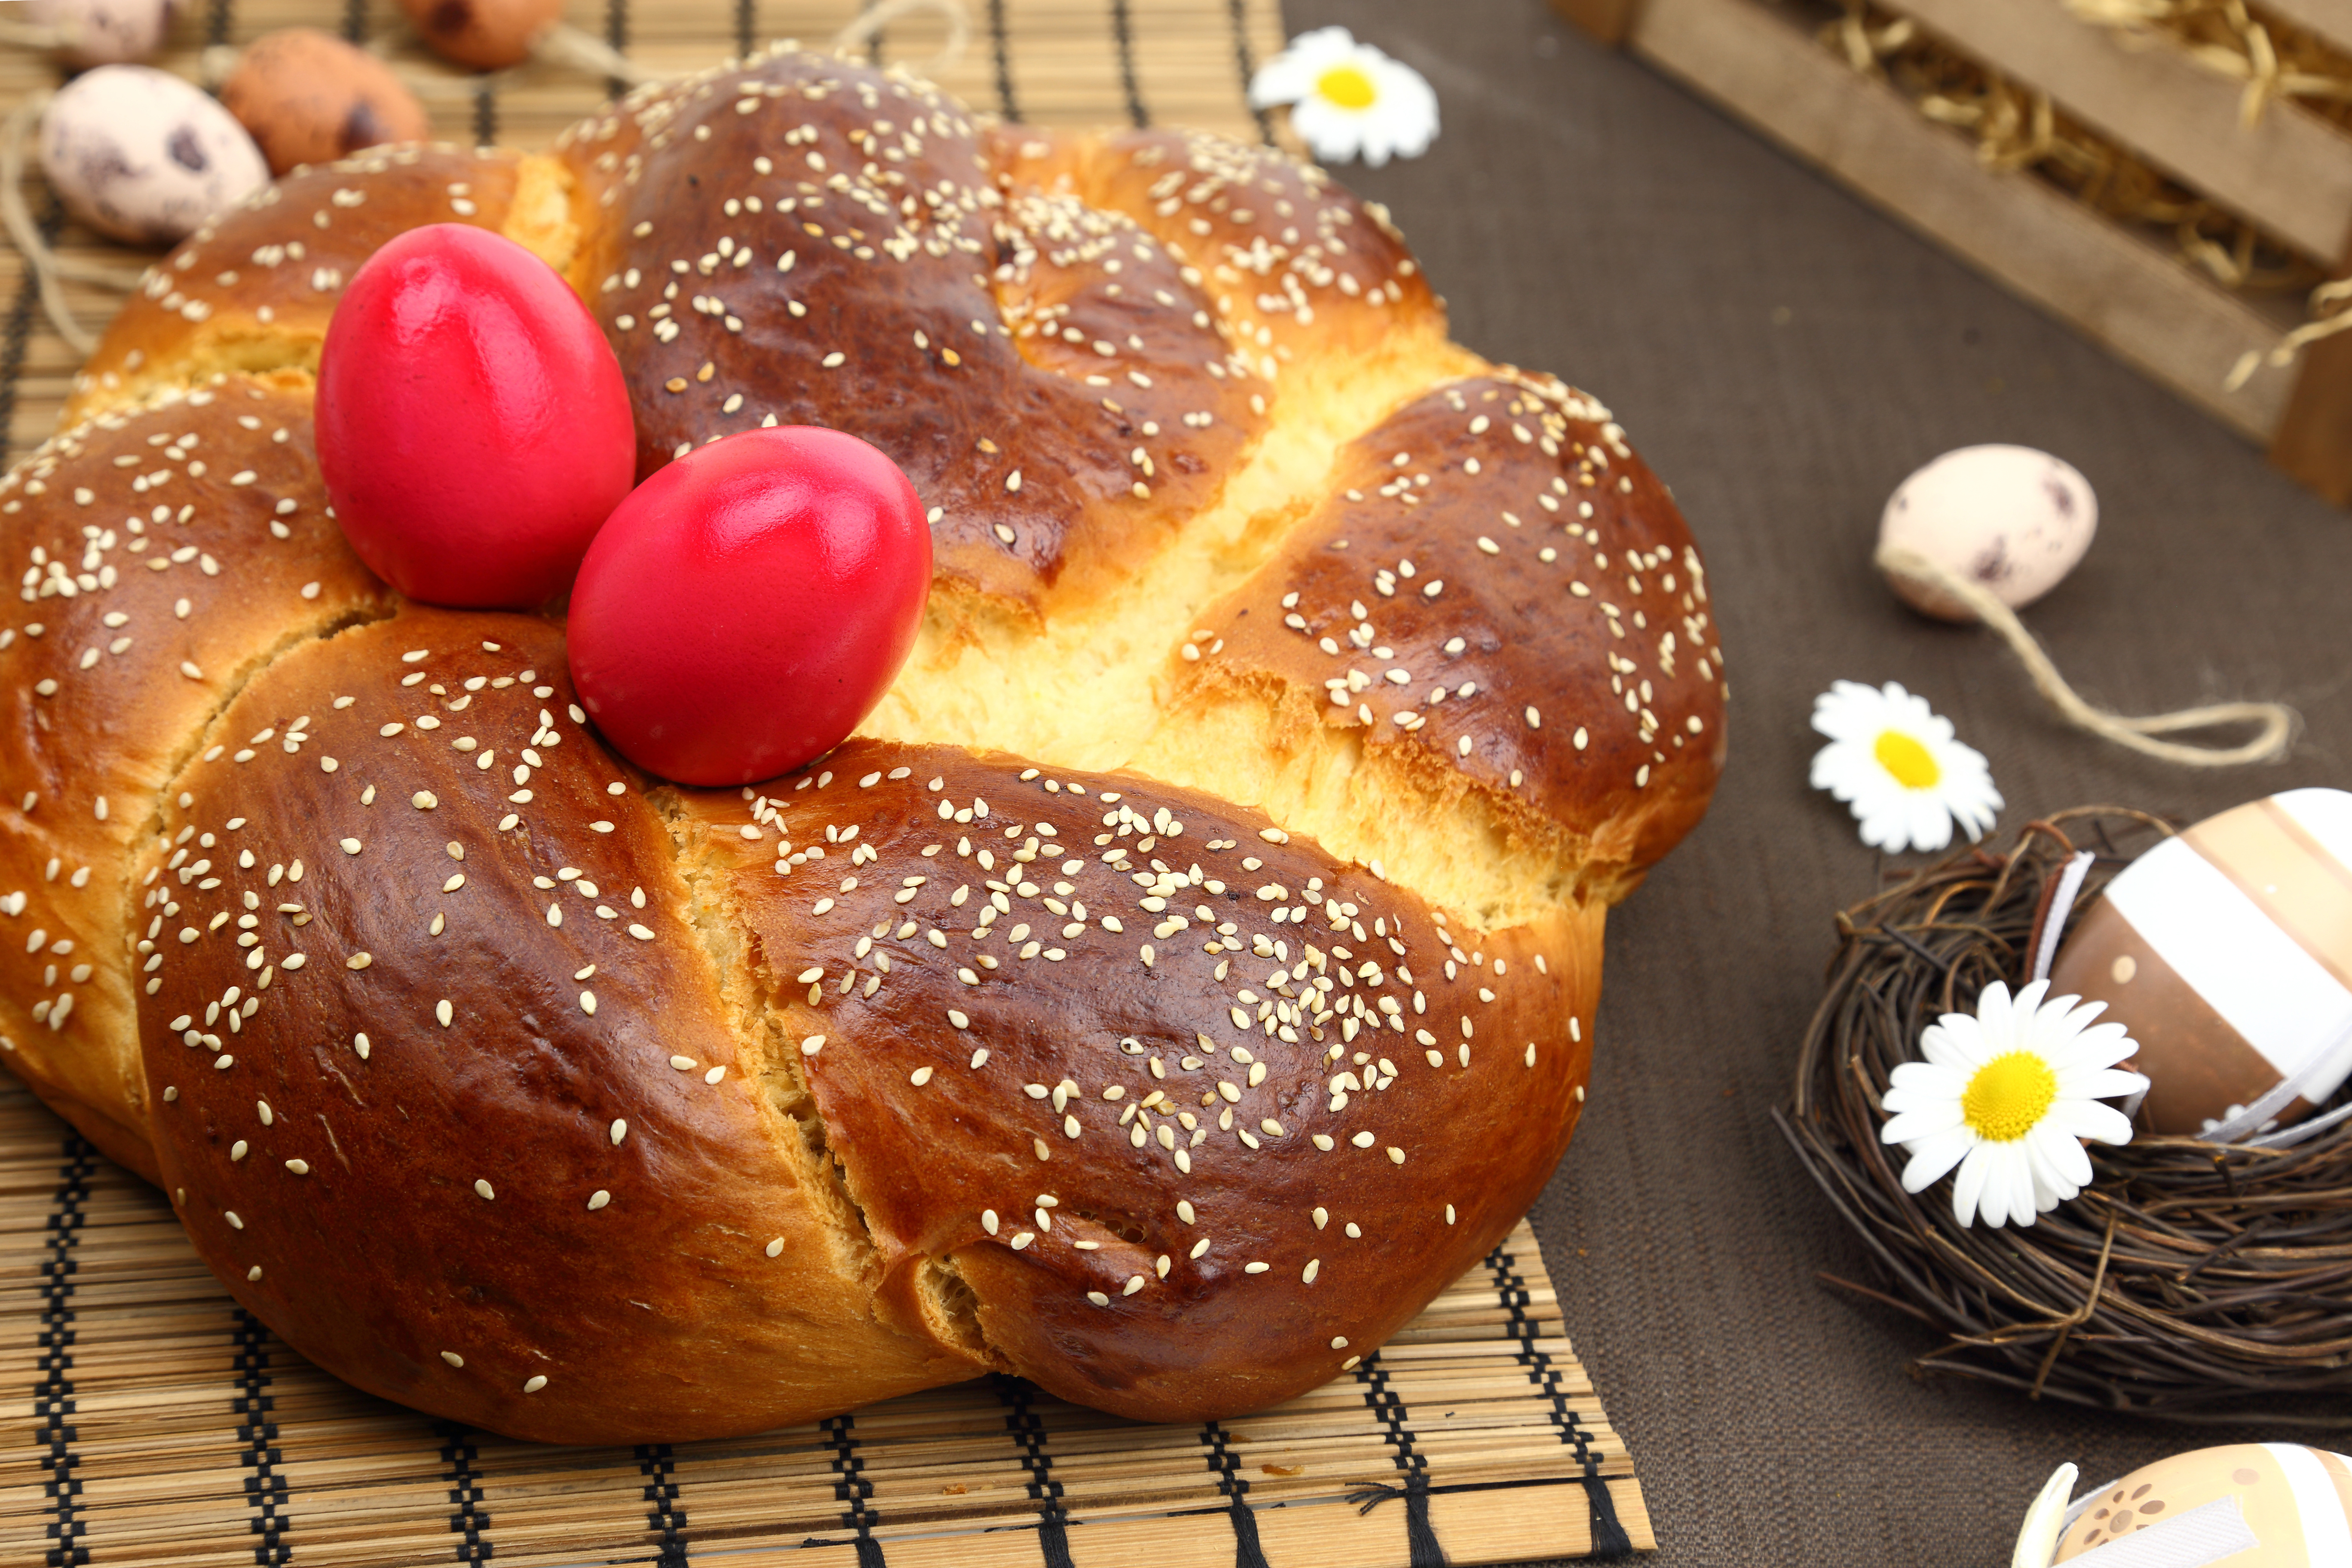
[1314,64,1379,109]
[1960,1051,2058,1143]
[1873,729,1942,790]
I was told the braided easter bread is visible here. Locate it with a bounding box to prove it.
[0,47,1725,1442]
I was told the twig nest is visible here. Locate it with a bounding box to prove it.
[25,0,178,67]
[1785,808,2352,1420]
[39,64,267,245]
[2050,1444,2352,1563]
[397,0,563,70]
[218,29,431,176]
[2049,788,2352,1137]
[1877,444,2095,622]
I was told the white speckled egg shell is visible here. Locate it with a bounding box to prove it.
[27,0,179,67]
[39,65,269,247]
[1879,444,2097,622]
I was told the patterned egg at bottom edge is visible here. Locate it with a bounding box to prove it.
[2053,1445,2352,1564]
[2047,789,2352,1137]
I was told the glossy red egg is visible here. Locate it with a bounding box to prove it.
[567,427,933,786]
[315,223,635,608]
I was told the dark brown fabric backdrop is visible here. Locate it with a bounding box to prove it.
[1280,2,2351,1563]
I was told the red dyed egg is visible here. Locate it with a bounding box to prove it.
[567,427,933,786]
[315,223,634,608]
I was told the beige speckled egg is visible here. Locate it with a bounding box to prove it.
[1878,444,2096,622]
[397,0,563,70]
[2049,789,2352,1137]
[38,66,268,247]
[2052,1445,2352,1565]
[25,0,177,68]
[220,29,432,177]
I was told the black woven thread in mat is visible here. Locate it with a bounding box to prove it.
[819,1412,888,1568]
[994,1375,1078,1568]
[1352,1354,1446,1568]
[37,1136,94,1568]
[439,1423,495,1564]
[638,1442,689,1567]
[1491,1244,1633,1560]
[233,1311,294,1566]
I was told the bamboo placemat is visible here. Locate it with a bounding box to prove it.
[0,6,1652,1561]
[0,1081,1648,1565]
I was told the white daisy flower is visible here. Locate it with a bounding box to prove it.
[1810,679,2001,854]
[1880,980,2148,1229]
[1248,27,1439,169]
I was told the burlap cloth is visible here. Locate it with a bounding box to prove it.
[1290,1,2347,1562]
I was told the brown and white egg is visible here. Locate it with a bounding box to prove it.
[2032,1445,2352,1566]
[2048,789,2352,1137]
[1878,444,2097,622]
[38,65,267,245]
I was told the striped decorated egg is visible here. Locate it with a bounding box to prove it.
[2051,1445,2352,1565]
[2048,790,2352,1137]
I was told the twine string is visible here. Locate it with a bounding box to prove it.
[527,0,970,87]
[1874,542,2297,768]
[831,0,971,73]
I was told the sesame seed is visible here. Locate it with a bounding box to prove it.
[474,1179,494,1200]
[1244,1262,1270,1275]
[801,1035,826,1056]
[1087,1291,1111,1307]
[523,1376,547,1393]
[609,1119,628,1145]
[1302,1259,1320,1283]
[763,1237,784,1256]
[589,1190,611,1210]
[285,1159,309,1175]
[441,1352,465,1368]
[346,952,372,970]
[435,999,453,1027]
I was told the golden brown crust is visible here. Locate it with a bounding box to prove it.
[678,746,1599,1421]
[555,58,1272,622]
[988,126,1445,372]
[1169,372,1727,909]
[64,147,576,426]
[0,45,1728,1443]
[139,609,977,1442]
[0,379,389,1182]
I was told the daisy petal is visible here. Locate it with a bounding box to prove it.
[1898,1126,1975,1191]
[1951,1144,1993,1227]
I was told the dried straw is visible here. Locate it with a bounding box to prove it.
[1816,0,2352,389]
[1776,808,2352,1424]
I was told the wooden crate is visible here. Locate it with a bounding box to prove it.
[1554,0,2352,505]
